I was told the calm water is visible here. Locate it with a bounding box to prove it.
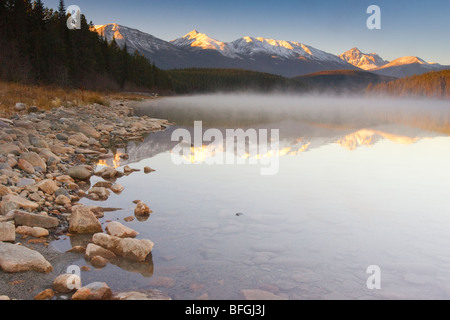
[53,95,450,300]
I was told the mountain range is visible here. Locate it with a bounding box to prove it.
[92,24,449,78]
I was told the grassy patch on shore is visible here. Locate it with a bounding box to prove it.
[0,81,154,117]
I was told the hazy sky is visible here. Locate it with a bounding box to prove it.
[44,0,450,64]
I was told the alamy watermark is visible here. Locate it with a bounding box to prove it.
[367,5,381,30]
[171,121,280,176]
[66,5,81,30]
[366,265,381,290]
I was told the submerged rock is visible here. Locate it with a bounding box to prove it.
[134,201,152,216]
[92,233,153,262]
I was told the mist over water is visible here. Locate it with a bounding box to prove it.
[134,93,450,130]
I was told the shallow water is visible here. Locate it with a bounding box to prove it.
[53,94,450,300]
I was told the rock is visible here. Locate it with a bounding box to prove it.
[20,152,46,171]
[36,179,58,195]
[55,175,74,184]
[68,132,88,143]
[92,181,112,188]
[85,243,116,260]
[123,216,135,222]
[68,205,103,234]
[16,178,36,187]
[56,133,68,141]
[0,222,15,242]
[49,144,74,155]
[34,288,54,300]
[123,166,132,174]
[144,166,155,174]
[55,187,70,198]
[105,221,138,238]
[15,102,27,111]
[110,183,124,194]
[68,165,92,180]
[66,246,85,253]
[88,187,110,201]
[34,120,51,131]
[29,136,48,149]
[72,282,112,300]
[96,166,118,179]
[67,122,101,139]
[134,201,152,216]
[55,194,71,205]
[0,295,10,300]
[1,194,39,212]
[148,276,176,289]
[0,143,21,155]
[39,149,61,163]
[113,290,171,300]
[53,274,82,293]
[0,242,53,273]
[17,158,35,174]
[240,289,288,300]
[91,255,109,268]
[14,210,59,229]
[92,233,154,262]
[0,185,11,197]
[15,225,49,238]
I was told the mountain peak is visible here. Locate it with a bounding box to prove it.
[338,48,388,70]
[184,29,201,38]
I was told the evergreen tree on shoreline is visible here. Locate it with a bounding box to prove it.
[0,0,172,92]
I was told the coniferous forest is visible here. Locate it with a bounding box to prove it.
[367,70,450,98]
[0,0,172,92]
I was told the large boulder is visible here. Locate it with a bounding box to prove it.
[69,205,103,234]
[14,210,59,229]
[0,242,53,273]
[92,233,153,262]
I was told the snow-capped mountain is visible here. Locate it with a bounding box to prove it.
[338,48,388,70]
[93,25,357,77]
[371,56,447,78]
[92,24,190,69]
[92,24,447,78]
[171,30,346,64]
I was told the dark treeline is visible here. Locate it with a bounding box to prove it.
[367,69,450,98]
[168,68,307,94]
[0,0,172,92]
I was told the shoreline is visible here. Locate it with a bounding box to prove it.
[0,98,172,300]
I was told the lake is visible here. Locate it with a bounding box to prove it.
[53,94,450,300]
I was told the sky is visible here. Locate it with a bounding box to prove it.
[43,0,450,64]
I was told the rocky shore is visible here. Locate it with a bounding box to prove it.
[0,99,172,300]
